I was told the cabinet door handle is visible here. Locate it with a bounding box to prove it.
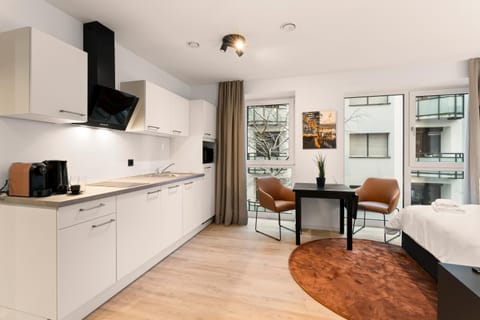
[79,203,105,212]
[147,189,162,195]
[205,133,211,136]
[91,218,115,229]
[59,109,86,117]
[148,125,160,130]
[205,166,212,169]
[184,181,194,185]
[172,129,182,134]
[168,185,180,189]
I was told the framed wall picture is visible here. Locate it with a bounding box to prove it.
[302,110,337,149]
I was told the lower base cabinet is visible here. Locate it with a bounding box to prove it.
[161,183,183,247]
[0,176,208,320]
[58,213,116,319]
[117,186,163,279]
[182,179,202,235]
[0,196,116,320]
[203,164,215,221]
[117,182,183,279]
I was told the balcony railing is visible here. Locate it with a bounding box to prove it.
[411,170,464,179]
[415,152,464,163]
[416,94,465,120]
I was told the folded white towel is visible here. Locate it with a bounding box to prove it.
[431,201,466,214]
[432,199,460,208]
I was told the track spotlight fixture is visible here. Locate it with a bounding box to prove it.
[220,34,246,57]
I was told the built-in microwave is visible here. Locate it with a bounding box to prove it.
[203,141,215,164]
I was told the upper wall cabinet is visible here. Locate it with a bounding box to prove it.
[190,99,216,140]
[121,80,189,137]
[0,27,87,123]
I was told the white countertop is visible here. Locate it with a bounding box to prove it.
[0,172,204,208]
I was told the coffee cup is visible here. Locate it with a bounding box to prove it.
[70,184,81,195]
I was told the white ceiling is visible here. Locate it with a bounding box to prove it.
[46,0,480,85]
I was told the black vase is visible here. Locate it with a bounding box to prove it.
[316,177,326,188]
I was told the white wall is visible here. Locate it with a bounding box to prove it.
[0,118,170,183]
[0,0,192,184]
[193,60,469,230]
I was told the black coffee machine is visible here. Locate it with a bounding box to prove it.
[44,160,69,194]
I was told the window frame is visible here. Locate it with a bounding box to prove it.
[405,87,468,205]
[408,88,467,171]
[245,98,295,167]
[347,94,392,107]
[348,132,390,158]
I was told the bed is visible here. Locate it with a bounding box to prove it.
[387,204,480,280]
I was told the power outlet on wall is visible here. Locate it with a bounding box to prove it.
[128,159,134,167]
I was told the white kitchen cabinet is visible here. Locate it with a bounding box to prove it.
[171,93,190,136]
[0,176,209,320]
[121,80,189,136]
[0,27,87,123]
[203,164,216,221]
[182,179,204,235]
[0,204,57,320]
[116,186,164,279]
[0,196,116,320]
[57,197,116,319]
[58,213,116,319]
[161,183,183,247]
[190,99,216,140]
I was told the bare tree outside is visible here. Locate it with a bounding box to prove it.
[246,103,293,212]
[247,104,289,161]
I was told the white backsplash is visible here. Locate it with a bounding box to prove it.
[0,117,171,185]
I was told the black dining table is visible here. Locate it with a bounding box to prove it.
[292,183,358,250]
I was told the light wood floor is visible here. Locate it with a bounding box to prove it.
[86,219,400,320]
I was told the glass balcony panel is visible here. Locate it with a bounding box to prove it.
[417,97,438,118]
[368,96,389,105]
[348,97,367,106]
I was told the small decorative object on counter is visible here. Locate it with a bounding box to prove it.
[315,153,326,188]
[69,176,86,194]
[70,185,81,195]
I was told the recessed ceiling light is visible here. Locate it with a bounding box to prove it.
[280,22,296,32]
[187,41,200,48]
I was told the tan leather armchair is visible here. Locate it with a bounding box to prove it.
[354,177,400,243]
[255,176,295,241]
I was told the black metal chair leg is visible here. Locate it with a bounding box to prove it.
[384,212,401,243]
[278,212,282,241]
[353,209,366,234]
[255,206,281,241]
[255,209,295,241]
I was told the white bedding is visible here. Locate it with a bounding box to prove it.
[387,204,480,267]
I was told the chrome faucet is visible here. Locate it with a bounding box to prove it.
[158,162,175,174]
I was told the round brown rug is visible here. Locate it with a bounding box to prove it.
[289,238,437,320]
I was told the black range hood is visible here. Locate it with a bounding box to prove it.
[83,21,138,130]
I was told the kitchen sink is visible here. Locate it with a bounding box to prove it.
[88,181,149,188]
[142,172,191,178]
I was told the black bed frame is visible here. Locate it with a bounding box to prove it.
[402,232,439,281]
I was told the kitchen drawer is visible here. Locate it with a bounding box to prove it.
[57,196,116,229]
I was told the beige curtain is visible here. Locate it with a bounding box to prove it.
[215,80,248,225]
[468,58,480,204]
